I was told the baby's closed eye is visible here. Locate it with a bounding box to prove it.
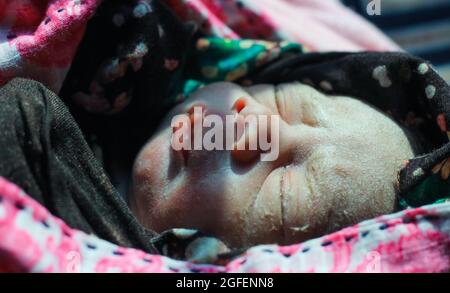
[275,83,328,127]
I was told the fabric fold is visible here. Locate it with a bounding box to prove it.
[0,78,157,253]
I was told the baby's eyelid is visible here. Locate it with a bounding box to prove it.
[273,94,297,126]
[301,97,331,127]
[278,96,325,127]
[274,93,284,117]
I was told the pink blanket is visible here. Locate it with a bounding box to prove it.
[252,0,401,52]
[0,0,100,93]
[1,176,449,273]
[166,0,401,52]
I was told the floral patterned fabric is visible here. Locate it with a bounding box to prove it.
[173,37,304,103]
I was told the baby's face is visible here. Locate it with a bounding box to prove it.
[130,82,414,248]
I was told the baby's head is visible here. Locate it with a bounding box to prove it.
[129,82,415,248]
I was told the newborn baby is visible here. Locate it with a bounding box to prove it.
[129,82,415,248]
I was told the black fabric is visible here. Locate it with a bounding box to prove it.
[0,78,157,253]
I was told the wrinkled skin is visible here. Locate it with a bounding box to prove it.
[130,82,414,248]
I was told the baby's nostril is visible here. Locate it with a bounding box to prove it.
[187,103,206,115]
[189,112,195,127]
[187,104,206,133]
[233,97,247,113]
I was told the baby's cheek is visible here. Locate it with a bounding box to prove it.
[131,133,173,225]
[280,166,326,244]
[133,148,161,197]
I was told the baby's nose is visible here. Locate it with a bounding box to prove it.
[230,97,315,166]
[232,96,273,117]
[231,97,278,163]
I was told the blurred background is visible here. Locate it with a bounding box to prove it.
[342,0,450,81]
